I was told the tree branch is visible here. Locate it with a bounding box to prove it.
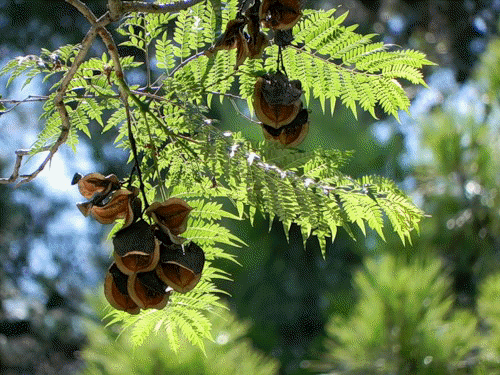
[1,0,205,186]
[121,0,205,14]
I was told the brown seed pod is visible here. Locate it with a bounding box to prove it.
[104,263,140,314]
[262,107,309,147]
[76,201,93,217]
[253,74,302,128]
[90,188,136,227]
[156,242,205,294]
[76,173,120,200]
[145,198,193,236]
[205,17,250,68]
[127,271,169,310]
[113,220,160,275]
[248,31,269,59]
[245,2,269,59]
[260,0,302,30]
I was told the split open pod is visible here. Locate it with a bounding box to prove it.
[262,107,309,147]
[146,198,193,244]
[253,72,302,128]
[260,0,302,31]
[127,271,170,310]
[104,263,140,315]
[156,241,205,294]
[73,172,121,202]
[113,219,160,275]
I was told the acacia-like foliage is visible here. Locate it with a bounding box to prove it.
[0,0,431,351]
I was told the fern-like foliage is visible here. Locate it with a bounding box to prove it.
[0,0,431,354]
[82,296,280,375]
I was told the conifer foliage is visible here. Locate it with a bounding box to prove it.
[0,0,431,350]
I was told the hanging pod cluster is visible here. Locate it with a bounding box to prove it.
[254,71,309,147]
[73,173,205,315]
[205,0,302,68]
[205,0,308,146]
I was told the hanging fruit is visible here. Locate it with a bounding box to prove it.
[104,263,141,315]
[253,72,302,128]
[73,172,121,201]
[113,219,160,275]
[127,270,170,310]
[146,198,193,244]
[262,107,309,147]
[156,241,205,294]
[259,0,302,30]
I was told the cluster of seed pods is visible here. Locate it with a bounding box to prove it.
[73,173,205,315]
[205,0,308,146]
[205,0,302,67]
[254,71,309,147]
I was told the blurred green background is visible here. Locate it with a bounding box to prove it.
[2,0,500,374]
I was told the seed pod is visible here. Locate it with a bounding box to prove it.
[127,271,169,310]
[146,198,193,236]
[113,220,160,275]
[260,0,302,31]
[90,188,136,227]
[76,201,93,217]
[156,242,205,294]
[205,17,250,68]
[262,107,309,147]
[104,263,140,314]
[253,73,302,128]
[76,173,120,200]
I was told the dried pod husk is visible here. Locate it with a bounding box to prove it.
[262,108,309,147]
[127,271,169,309]
[113,220,160,275]
[248,32,269,59]
[77,173,121,200]
[156,242,205,294]
[245,3,269,59]
[205,17,250,68]
[104,263,140,314]
[76,201,93,217]
[260,0,302,30]
[253,74,302,128]
[145,198,193,236]
[90,188,136,227]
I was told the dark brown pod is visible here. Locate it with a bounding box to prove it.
[76,201,93,217]
[205,17,250,68]
[253,74,302,128]
[145,198,193,236]
[248,32,269,59]
[262,107,309,147]
[90,188,136,227]
[113,220,160,275]
[127,271,169,310]
[260,0,302,31]
[77,173,120,200]
[156,242,205,294]
[104,263,140,314]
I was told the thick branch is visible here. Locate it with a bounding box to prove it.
[121,0,205,14]
[65,0,97,24]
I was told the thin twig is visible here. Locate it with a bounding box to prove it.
[6,26,99,187]
[0,147,50,184]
